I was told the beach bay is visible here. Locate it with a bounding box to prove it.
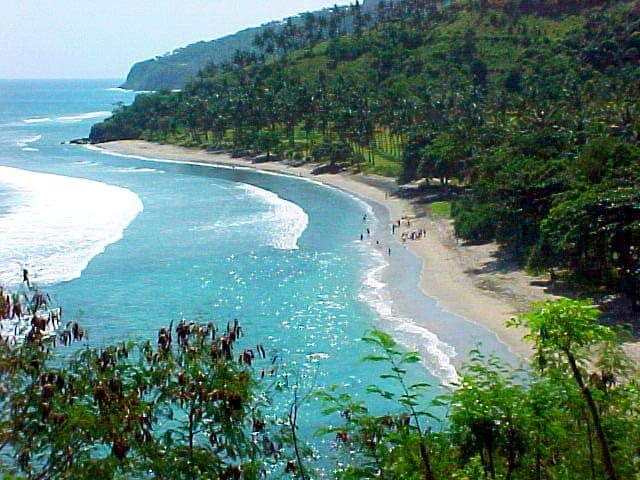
[0,80,526,416]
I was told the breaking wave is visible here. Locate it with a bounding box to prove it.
[0,166,143,287]
[234,184,308,250]
[359,247,460,385]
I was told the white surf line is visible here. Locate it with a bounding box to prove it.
[90,146,309,250]
[23,117,52,124]
[56,111,111,122]
[236,183,308,250]
[87,145,372,207]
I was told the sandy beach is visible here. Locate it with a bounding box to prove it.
[94,140,564,361]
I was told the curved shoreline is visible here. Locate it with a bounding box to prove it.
[93,140,562,361]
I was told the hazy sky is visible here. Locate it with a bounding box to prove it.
[2,1,349,79]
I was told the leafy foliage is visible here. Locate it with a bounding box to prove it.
[0,320,290,479]
[1,299,640,478]
[316,308,640,480]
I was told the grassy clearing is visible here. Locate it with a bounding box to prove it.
[365,153,403,176]
[430,201,452,217]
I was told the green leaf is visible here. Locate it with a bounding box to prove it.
[408,382,431,390]
[401,352,421,364]
[361,355,388,362]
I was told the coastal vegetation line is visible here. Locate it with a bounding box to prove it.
[91,0,640,315]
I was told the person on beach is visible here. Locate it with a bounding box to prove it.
[388,247,391,256]
[23,269,31,289]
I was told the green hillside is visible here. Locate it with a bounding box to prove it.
[121,27,265,91]
[92,0,640,310]
[120,0,385,90]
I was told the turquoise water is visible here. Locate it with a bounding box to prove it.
[0,81,517,449]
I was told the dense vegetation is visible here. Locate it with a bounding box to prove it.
[92,0,640,309]
[1,299,639,479]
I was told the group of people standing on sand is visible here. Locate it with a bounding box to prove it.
[401,228,427,242]
[391,218,427,244]
[359,213,429,257]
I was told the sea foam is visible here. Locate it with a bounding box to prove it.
[360,248,460,385]
[16,135,41,148]
[90,147,308,249]
[110,166,164,174]
[0,166,143,287]
[56,111,111,122]
[23,117,51,124]
[22,111,111,125]
[235,184,308,250]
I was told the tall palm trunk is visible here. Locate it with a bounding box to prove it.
[565,349,617,480]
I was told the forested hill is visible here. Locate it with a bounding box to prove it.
[93,0,640,310]
[121,26,266,91]
[121,0,383,90]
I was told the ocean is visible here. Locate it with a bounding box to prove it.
[0,80,516,438]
